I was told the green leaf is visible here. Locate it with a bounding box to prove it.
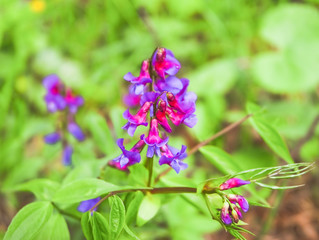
[81,212,93,240]
[92,212,109,240]
[123,223,141,240]
[84,112,116,156]
[260,4,319,48]
[125,191,144,225]
[35,211,70,240]
[199,146,239,174]
[246,102,293,164]
[136,194,161,226]
[109,195,126,240]
[11,179,60,201]
[53,178,133,203]
[4,201,53,240]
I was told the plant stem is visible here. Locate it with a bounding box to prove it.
[52,203,81,221]
[188,113,253,155]
[88,186,207,212]
[147,157,154,187]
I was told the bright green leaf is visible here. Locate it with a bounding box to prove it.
[109,195,126,240]
[247,102,293,164]
[81,212,93,240]
[92,212,109,240]
[4,201,53,240]
[125,191,144,225]
[136,194,161,227]
[11,179,60,201]
[35,211,70,240]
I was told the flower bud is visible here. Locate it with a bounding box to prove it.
[219,178,250,190]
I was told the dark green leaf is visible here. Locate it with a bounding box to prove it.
[4,201,53,240]
[109,195,126,240]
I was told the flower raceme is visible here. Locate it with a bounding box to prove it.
[110,48,197,173]
[219,178,250,225]
[43,75,85,165]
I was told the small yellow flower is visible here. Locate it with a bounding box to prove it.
[30,0,45,13]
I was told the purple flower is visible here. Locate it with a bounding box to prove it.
[141,119,169,157]
[155,76,184,95]
[124,91,141,108]
[44,132,61,144]
[78,197,101,212]
[227,194,249,212]
[65,89,84,114]
[221,202,232,225]
[122,102,152,136]
[219,178,251,191]
[112,138,143,168]
[159,145,188,173]
[166,78,197,114]
[165,106,197,128]
[43,75,66,112]
[68,122,85,141]
[124,60,152,95]
[152,48,181,78]
[62,145,73,166]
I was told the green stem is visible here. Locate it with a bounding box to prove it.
[52,203,81,221]
[147,157,154,187]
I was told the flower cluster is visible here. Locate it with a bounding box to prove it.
[110,48,197,173]
[43,75,85,165]
[219,178,250,225]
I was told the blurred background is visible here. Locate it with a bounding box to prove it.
[0,0,318,239]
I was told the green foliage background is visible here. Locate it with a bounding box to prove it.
[0,0,318,239]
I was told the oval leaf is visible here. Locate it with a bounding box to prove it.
[109,195,126,240]
[4,201,53,240]
[136,194,161,227]
[92,212,108,240]
[81,212,93,240]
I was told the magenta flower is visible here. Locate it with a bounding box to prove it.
[221,202,232,225]
[155,76,184,95]
[152,48,181,78]
[78,197,101,212]
[64,89,84,114]
[124,60,152,95]
[141,119,169,157]
[124,91,141,108]
[62,145,73,166]
[219,178,250,191]
[112,139,143,168]
[155,101,172,132]
[159,145,188,173]
[227,194,249,212]
[122,101,152,136]
[68,122,85,141]
[44,132,61,144]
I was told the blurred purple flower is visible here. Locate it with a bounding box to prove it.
[159,145,188,173]
[78,197,101,212]
[62,145,73,166]
[43,75,66,112]
[65,89,84,114]
[68,122,85,141]
[44,132,61,144]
